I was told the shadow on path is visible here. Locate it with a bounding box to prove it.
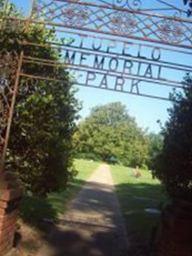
[37,165,129,256]
[19,166,164,256]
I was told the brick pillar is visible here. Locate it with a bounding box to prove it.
[0,172,22,256]
[156,202,192,256]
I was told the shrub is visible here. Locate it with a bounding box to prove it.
[154,74,192,201]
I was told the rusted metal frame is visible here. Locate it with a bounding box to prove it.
[19,72,61,82]
[40,1,55,14]
[76,83,174,101]
[37,1,53,15]
[42,2,67,21]
[54,24,192,50]
[74,0,190,16]
[99,0,112,6]
[23,56,62,65]
[75,0,185,14]
[100,11,117,31]
[45,2,70,21]
[30,19,192,50]
[91,8,113,31]
[178,21,192,44]
[21,59,180,92]
[138,8,178,12]
[75,82,175,102]
[139,15,167,40]
[60,46,192,73]
[0,51,24,172]
[19,72,174,102]
[6,16,192,51]
[129,12,163,40]
[85,8,111,31]
[20,34,192,62]
[126,10,163,40]
[21,40,192,75]
[38,0,192,46]
[33,1,192,38]
[21,56,185,89]
[91,0,109,7]
[22,44,192,74]
[57,63,185,89]
[54,0,192,23]
[129,15,151,38]
[32,26,192,56]
[167,20,191,45]
[156,0,186,15]
[22,56,72,69]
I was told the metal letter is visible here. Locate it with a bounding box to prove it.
[107,41,117,53]
[109,58,119,72]
[157,66,165,80]
[86,71,96,85]
[143,64,153,78]
[92,39,102,51]
[115,77,125,91]
[80,53,90,66]
[122,42,132,57]
[100,75,108,88]
[94,56,105,70]
[123,60,133,74]
[152,47,161,61]
[64,50,76,64]
[130,79,140,94]
[138,45,147,60]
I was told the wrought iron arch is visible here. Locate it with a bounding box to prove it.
[0,0,192,170]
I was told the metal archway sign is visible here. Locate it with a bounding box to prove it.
[22,0,192,100]
[0,0,192,169]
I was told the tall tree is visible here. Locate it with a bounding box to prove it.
[0,2,80,195]
[74,102,149,167]
[154,74,192,200]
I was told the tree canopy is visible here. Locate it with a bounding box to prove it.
[147,133,163,170]
[0,2,80,196]
[74,102,150,168]
[154,74,192,201]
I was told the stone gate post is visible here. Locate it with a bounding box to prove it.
[0,172,22,255]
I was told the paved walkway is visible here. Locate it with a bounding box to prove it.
[37,164,129,256]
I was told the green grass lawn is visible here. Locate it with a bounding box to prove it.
[110,165,168,245]
[20,159,100,226]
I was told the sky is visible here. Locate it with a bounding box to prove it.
[8,0,192,133]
